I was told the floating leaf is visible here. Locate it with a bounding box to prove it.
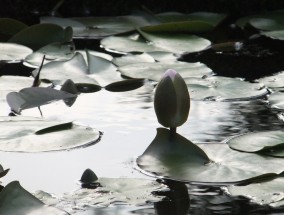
[0,76,34,100]
[226,131,284,157]
[113,53,156,67]
[32,52,96,85]
[268,92,284,109]
[157,12,226,27]
[0,18,27,41]
[137,128,284,184]
[228,176,284,207]
[0,165,9,180]
[249,18,284,31]
[0,116,100,152]
[261,30,284,40]
[0,181,68,215]
[25,42,75,67]
[104,79,145,92]
[187,76,268,101]
[59,177,167,208]
[0,43,32,62]
[141,21,214,33]
[87,50,120,86]
[118,61,212,81]
[6,87,76,113]
[75,83,102,93]
[42,15,151,38]
[258,71,284,89]
[9,23,71,50]
[61,79,78,106]
[101,32,211,55]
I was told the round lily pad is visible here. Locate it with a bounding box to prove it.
[0,43,32,62]
[0,116,100,152]
[137,128,284,184]
[226,130,284,157]
[261,30,284,40]
[118,61,212,81]
[101,32,211,55]
[228,176,284,207]
[258,71,284,89]
[268,92,284,109]
[188,76,268,101]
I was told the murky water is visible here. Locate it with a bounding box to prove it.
[1,79,284,214]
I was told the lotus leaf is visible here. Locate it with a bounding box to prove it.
[6,87,76,113]
[101,32,211,55]
[0,43,32,62]
[226,131,284,157]
[9,23,72,50]
[137,128,284,184]
[228,176,284,207]
[0,181,68,215]
[0,116,100,152]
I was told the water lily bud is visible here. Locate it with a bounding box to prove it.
[154,69,190,128]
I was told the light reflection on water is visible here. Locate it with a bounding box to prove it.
[0,84,283,214]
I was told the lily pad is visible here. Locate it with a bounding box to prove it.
[0,18,27,41]
[0,181,68,215]
[6,87,76,113]
[268,92,284,109]
[118,61,212,81]
[156,12,226,27]
[261,30,284,40]
[0,43,32,62]
[9,23,72,50]
[55,177,167,209]
[137,128,284,184]
[249,18,284,31]
[226,131,284,157]
[41,15,151,38]
[187,76,268,101]
[113,53,156,67]
[25,42,75,67]
[32,52,97,85]
[101,32,211,55]
[0,76,34,100]
[0,116,100,152]
[258,71,284,89]
[228,176,284,207]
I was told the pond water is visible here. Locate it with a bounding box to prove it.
[1,79,284,214]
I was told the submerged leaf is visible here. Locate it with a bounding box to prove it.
[0,116,100,152]
[0,181,68,215]
[137,128,284,184]
[0,18,27,41]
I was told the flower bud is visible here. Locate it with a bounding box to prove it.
[154,69,190,128]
